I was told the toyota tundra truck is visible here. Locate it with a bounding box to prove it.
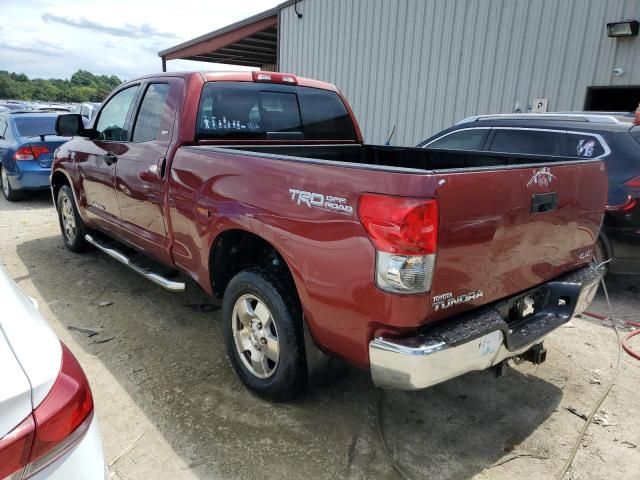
[51,71,606,400]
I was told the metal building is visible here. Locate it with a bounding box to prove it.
[160,0,640,146]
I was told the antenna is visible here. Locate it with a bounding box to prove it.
[385,125,396,145]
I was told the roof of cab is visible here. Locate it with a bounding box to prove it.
[128,71,340,92]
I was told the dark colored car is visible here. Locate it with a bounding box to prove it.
[419,113,640,275]
[0,112,69,201]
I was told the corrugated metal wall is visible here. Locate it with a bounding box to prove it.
[279,0,640,145]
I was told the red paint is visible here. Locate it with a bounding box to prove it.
[52,72,607,370]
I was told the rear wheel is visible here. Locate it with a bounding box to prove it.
[57,185,89,252]
[1,164,23,201]
[222,268,306,401]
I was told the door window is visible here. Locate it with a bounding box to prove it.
[132,83,171,142]
[0,118,6,139]
[95,86,139,141]
[426,129,489,150]
[488,129,562,156]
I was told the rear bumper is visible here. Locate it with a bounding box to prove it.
[369,265,602,390]
[7,161,51,190]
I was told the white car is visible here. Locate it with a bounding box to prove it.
[0,266,106,479]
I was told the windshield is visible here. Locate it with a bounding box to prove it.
[196,82,357,141]
[13,116,58,137]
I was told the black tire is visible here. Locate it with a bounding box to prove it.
[1,164,23,201]
[57,185,90,253]
[222,268,307,401]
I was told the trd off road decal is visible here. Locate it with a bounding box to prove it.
[432,290,484,311]
[288,189,354,215]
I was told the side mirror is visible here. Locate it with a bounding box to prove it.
[55,114,83,136]
[55,114,98,139]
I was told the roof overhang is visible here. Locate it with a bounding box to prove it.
[158,2,296,68]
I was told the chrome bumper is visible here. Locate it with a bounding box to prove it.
[369,265,603,390]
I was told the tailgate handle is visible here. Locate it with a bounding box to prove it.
[531,192,558,213]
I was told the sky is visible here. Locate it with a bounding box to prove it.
[0,0,282,80]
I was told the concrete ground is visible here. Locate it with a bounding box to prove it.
[1,191,639,480]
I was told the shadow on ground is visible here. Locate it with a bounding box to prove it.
[0,189,53,212]
[17,235,567,479]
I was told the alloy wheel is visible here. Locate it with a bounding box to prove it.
[231,294,280,379]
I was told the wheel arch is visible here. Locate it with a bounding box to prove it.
[208,228,300,301]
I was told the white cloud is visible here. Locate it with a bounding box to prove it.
[0,0,282,80]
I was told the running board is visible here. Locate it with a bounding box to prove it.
[85,234,185,292]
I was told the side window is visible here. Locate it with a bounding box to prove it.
[132,83,171,142]
[488,129,562,156]
[95,86,139,141]
[565,133,605,158]
[298,89,357,140]
[426,129,488,150]
[0,118,6,139]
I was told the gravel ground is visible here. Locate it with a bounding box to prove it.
[1,191,639,480]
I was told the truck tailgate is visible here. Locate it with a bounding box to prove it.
[428,159,606,321]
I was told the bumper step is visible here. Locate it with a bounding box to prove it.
[85,234,185,292]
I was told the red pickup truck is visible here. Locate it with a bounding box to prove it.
[52,71,605,400]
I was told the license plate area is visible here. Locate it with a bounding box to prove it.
[496,285,550,326]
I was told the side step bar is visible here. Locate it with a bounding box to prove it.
[85,234,185,292]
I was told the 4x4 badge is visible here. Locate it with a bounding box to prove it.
[527,167,556,187]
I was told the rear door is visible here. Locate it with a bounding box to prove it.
[114,78,183,263]
[428,154,607,321]
[76,84,140,234]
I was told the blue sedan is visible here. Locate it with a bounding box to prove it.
[0,112,69,201]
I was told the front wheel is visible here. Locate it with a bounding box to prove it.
[57,185,89,252]
[222,268,307,401]
[1,164,23,201]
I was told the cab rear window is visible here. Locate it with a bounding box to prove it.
[196,82,357,141]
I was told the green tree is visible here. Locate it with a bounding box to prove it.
[0,70,122,102]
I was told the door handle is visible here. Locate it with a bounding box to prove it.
[102,152,118,165]
[531,192,558,213]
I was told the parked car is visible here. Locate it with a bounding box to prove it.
[70,103,101,122]
[418,112,640,275]
[0,102,29,111]
[0,265,106,479]
[51,71,605,400]
[0,112,69,201]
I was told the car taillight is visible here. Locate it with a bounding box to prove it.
[0,416,35,480]
[624,174,640,190]
[14,145,49,161]
[359,194,438,293]
[0,343,94,479]
[634,103,640,126]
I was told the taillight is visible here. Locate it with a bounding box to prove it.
[14,145,49,161]
[0,416,35,480]
[0,343,94,479]
[359,194,438,255]
[634,103,640,126]
[624,174,640,190]
[359,194,438,294]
